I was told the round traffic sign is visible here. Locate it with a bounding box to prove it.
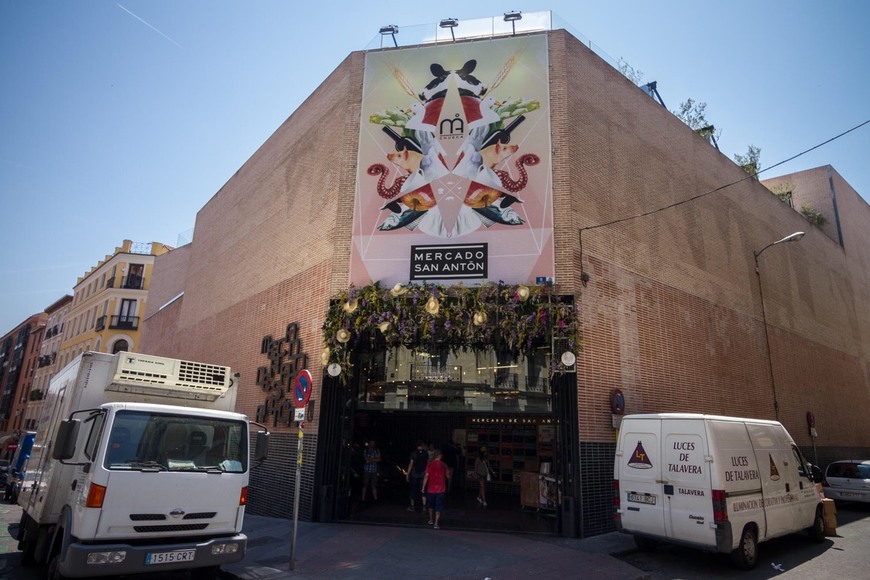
[293,369,313,408]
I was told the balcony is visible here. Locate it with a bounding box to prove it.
[110,315,139,330]
[95,316,106,331]
[37,354,55,368]
[29,389,43,401]
[122,275,144,290]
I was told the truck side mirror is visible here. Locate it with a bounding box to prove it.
[52,420,81,461]
[254,431,269,462]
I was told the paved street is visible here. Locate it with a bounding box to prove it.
[616,502,870,579]
[2,496,868,580]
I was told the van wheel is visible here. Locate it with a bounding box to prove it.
[808,505,826,542]
[731,526,758,570]
[633,535,659,551]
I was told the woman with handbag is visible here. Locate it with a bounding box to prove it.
[474,446,493,507]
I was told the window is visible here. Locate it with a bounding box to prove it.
[104,411,248,472]
[125,264,144,289]
[118,299,137,327]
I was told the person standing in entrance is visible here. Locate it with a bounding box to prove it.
[474,446,493,507]
[422,449,449,529]
[406,440,428,511]
[441,440,457,492]
[361,439,381,502]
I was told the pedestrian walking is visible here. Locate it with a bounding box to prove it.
[422,449,449,529]
[474,446,494,507]
[406,439,428,511]
[361,439,381,502]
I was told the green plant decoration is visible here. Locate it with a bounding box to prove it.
[800,204,827,227]
[322,281,579,379]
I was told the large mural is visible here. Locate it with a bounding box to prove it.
[351,34,553,287]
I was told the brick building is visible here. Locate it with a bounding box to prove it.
[0,313,46,448]
[26,295,72,432]
[140,22,870,537]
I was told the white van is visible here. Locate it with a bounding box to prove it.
[614,413,824,569]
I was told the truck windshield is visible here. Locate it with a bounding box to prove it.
[104,411,247,473]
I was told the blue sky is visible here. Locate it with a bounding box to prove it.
[1,1,868,333]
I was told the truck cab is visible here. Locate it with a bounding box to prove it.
[16,352,269,579]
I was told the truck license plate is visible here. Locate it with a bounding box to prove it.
[627,492,656,505]
[145,549,196,565]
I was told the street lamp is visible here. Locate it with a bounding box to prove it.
[753,231,805,420]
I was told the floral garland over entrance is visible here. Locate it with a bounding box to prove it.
[321,281,578,379]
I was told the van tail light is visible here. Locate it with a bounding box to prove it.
[239,486,248,506]
[86,483,107,508]
[613,479,621,518]
[712,489,727,523]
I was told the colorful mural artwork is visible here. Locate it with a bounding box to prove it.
[351,34,553,287]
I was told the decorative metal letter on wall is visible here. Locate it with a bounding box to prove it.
[256,323,309,426]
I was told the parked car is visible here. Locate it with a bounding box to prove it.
[5,431,35,502]
[823,459,870,503]
[0,459,9,488]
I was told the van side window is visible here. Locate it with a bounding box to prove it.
[790,446,809,478]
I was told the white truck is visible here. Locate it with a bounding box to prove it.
[614,413,824,569]
[17,351,268,579]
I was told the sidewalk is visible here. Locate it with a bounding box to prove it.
[221,515,648,579]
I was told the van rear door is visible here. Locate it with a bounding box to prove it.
[661,419,714,545]
[617,419,665,537]
[745,423,793,538]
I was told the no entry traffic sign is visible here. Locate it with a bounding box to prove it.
[292,369,313,408]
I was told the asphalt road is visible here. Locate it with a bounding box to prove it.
[2,494,867,580]
[616,502,870,579]
[0,499,206,580]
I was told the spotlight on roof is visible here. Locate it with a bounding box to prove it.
[379,25,398,47]
[439,18,458,41]
[504,11,522,35]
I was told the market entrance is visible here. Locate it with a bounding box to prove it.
[316,344,569,534]
[344,410,559,534]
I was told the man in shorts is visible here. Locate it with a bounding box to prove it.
[422,448,449,529]
[361,439,381,502]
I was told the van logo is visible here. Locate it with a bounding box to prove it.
[768,454,781,481]
[169,509,185,518]
[628,441,653,469]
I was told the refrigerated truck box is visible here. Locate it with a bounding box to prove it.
[614,413,824,569]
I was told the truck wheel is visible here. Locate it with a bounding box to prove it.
[47,552,67,580]
[731,526,758,570]
[633,535,659,551]
[17,513,35,565]
[808,505,825,542]
[190,565,220,580]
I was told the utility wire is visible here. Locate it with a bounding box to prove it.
[577,118,870,282]
[581,118,870,235]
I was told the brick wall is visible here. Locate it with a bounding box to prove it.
[140,31,870,535]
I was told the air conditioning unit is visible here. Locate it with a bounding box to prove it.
[108,353,233,402]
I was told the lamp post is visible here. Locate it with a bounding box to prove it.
[753,231,805,420]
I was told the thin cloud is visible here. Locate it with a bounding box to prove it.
[117,3,183,48]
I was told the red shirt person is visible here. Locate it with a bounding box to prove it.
[422,449,449,529]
